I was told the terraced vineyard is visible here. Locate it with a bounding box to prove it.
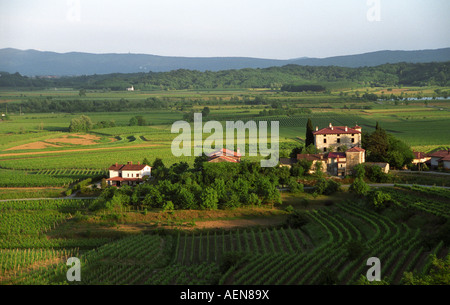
[2,196,447,285]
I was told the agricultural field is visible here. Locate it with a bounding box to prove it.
[0,86,449,286]
[0,188,448,285]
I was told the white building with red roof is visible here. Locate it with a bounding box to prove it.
[106,161,151,186]
[428,149,450,170]
[313,123,362,153]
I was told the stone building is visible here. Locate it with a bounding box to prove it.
[289,123,366,177]
[313,123,362,153]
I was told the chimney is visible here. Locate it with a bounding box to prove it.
[315,126,318,131]
[138,161,140,165]
[345,126,348,132]
[115,162,118,167]
[127,161,132,165]
[329,123,333,130]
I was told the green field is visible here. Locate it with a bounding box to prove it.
[0,86,449,286]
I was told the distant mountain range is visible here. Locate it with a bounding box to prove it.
[0,47,449,76]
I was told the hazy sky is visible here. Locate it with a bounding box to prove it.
[0,0,449,59]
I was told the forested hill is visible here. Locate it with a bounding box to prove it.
[1,48,450,76]
[0,61,449,90]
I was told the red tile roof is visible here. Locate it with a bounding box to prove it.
[313,125,361,135]
[441,155,450,161]
[428,150,450,158]
[207,148,241,158]
[109,162,150,171]
[122,164,148,171]
[106,177,143,182]
[109,164,124,171]
[208,155,240,163]
[297,154,326,161]
[346,147,365,153]
[328,152,346,159]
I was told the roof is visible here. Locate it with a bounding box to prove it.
[328,152,346,159]
[440,155,450,162]
[346,147,365,153]
[122,164,148,171]
[109,162,150,171]
[313,125,361,135]
[109,164,124,171]
[208,155,240,163]
[297,154,325,161]
[207,148,241,158]
[106,177,143,182]
[428,150,450,158]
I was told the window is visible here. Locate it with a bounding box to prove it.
[324,148,327,152]
[352,134,354,136]
[352,138,355,143]
[127,174,129,177]
[337,134,340,137]
[324,139,327,144]
[136,174,139,178]
[337,138,341,144]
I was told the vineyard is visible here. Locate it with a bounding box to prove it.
[1,192,448,285]
[0,168,106,187]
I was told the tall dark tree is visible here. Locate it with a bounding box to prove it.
[305,118,315,147]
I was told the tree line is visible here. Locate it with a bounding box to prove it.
[1,61,449,90]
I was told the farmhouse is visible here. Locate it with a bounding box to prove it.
[428,150,450,170]
[207,148,241,163]
[313,123,362,153]
[127,85,134,91]
[283,123,366,177]
[296,146,366,177]
[106,161,151,186]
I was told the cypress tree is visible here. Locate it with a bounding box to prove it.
[306,118,314,147]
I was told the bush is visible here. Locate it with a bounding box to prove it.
[163,201,174,212]
[349,177,371,196]
[285,205,294,213]
[288,177,304,193]
[315,178,341,195]
[367,189,392,210]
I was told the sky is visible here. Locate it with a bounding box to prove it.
[0,0,449,59]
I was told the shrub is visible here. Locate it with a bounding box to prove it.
[367,189,392,210]
[288,177,304,193]
[349,177,371,196]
